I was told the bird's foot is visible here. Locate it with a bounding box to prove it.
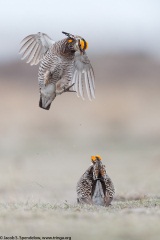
[63,83,76,93]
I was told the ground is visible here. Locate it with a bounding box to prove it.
[0,198,160,239]
[1,56,160,239]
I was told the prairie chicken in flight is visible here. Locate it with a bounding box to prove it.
[76,155,115,206]
[19,31,95,110]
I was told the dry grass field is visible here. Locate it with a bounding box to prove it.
[0,55,160,239]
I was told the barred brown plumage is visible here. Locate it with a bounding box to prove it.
[76,165,93,204]
[19,31,95,110]
[76,156,115,206]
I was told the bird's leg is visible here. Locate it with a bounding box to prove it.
[56,80,76,95]
[63,83,76,93]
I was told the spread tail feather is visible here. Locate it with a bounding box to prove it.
[39,84,56,110]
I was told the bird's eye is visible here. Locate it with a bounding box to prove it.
[68,39,73,43]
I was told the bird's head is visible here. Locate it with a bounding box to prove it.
[62,31,88,54]
[91,155,102,163]
[91,155,106,180]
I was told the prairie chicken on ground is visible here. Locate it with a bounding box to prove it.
[19,31,95,110]
[76,155,115,206]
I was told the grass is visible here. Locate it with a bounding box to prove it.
[0,197,160,239]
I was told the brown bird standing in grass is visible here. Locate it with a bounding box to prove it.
[76,155,115,206]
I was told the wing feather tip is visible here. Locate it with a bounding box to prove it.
[19,32,54,66]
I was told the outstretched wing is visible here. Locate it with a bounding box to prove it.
[19,32,55,65]
[72,52,95,100]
